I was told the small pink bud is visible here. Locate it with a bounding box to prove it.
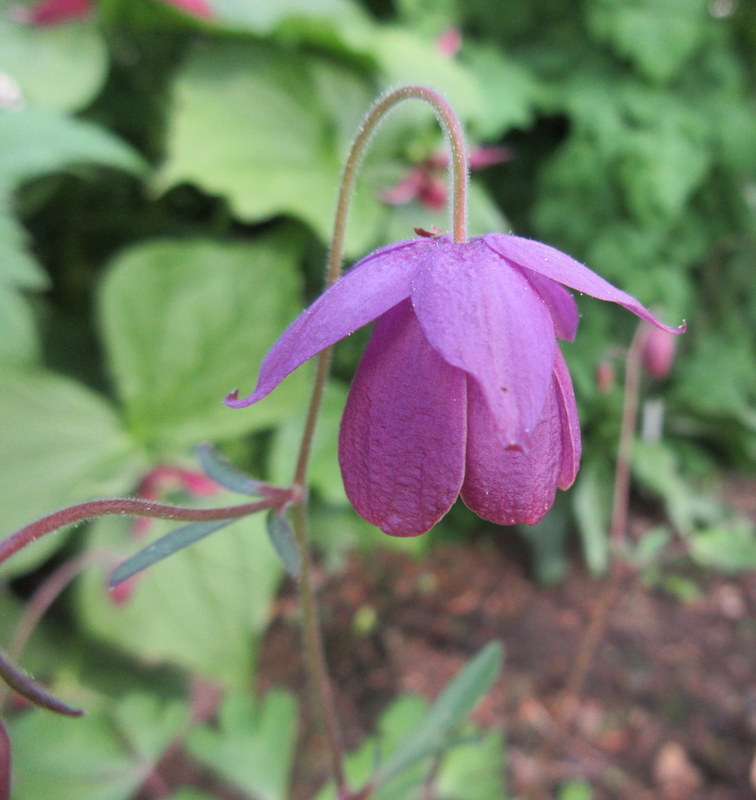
[641,325,677,379]
[108,573,138,605]
[595,360,615,394]
[435,27,462,58]
[162,0,214,18]
[16,0,91,26]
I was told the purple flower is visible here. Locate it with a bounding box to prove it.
[227,234,683,536]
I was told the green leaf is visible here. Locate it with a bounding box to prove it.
[572,457,612,575]
[10,694,187,800]
[585,0,709,83]
[0,191,48,290]
[459,44,539,138]
[631,440,698,534]
[0,286,40,365]
[77,497,283,687]
[689,520,756,572]
[98,233,307,449]
[266,511,300,579]
[196,443,265,496]
[0,107,146,190]
[109,518,238,586]
[0,2,107,111]
[372,28,485,125]
[210,0,370,37]
[314,694,429,800]
[157,41,343,240]
[0,368,143,575]
[374,641,503,786]
[316,689,507,800]
[434,729,508,800]
[187,689,298,800]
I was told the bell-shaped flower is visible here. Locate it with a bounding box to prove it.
[227,233,683,536]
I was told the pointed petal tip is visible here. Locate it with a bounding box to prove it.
[224,389,255,409]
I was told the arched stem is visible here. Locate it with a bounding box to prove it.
[288,86,469,799]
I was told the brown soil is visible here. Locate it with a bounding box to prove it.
[257,508,756,799]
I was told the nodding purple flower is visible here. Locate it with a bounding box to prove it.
[227,233,684,537]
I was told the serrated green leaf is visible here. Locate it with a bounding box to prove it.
[0,107,146,190]
[187,689,298,800]
[77,497,283,687]
[157,41,342,236]
[10,694,187,800]
[372,28,484,125]
[0,2,107,111]
[98,233,307,449]
[0,368,143,574]
[585,0,709,83]
[374,641,503,786]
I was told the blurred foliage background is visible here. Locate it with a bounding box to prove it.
[0,0,754,797]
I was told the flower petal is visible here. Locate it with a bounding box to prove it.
[553,348,581,489]
[483,234,685,334]
[411,238,555,446]
[461,376,563,526]
[518,269,579,341]
[226,238,434,408]
[339,300,466,536]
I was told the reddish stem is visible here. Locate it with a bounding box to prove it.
[0,493,290,567]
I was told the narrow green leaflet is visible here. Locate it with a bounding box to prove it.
[77,498,283,688]
[266,510,300,578]
[109,518,238,586]
[0,368,143,575]
[10,694,187,800]
[98,234,307,449]
[187,689,298,800]
[0,1,107,111]
[373,641,503,786]
[196,442,265,496]
[0,107,146,190]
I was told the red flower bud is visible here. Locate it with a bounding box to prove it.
[641,324,677,379]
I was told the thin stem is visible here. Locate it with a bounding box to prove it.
[294,85,469,487]
[291,501,348,796]
[288,87,470,799]
[609,323,646,555]
[0,550,108,713]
